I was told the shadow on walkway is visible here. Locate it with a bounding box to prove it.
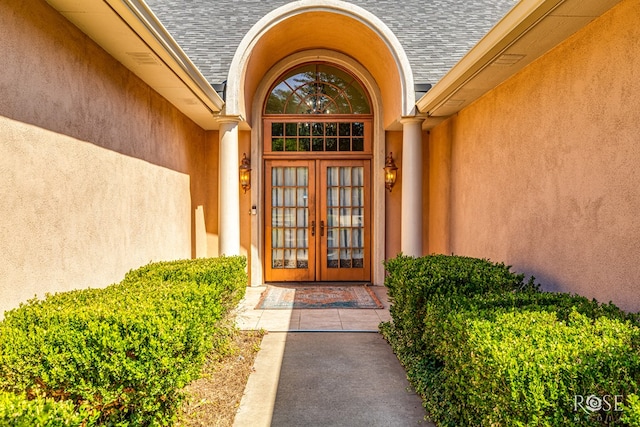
[234,332,432,426]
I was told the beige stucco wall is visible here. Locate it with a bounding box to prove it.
[0,0,210,315]
[429,0,640,311]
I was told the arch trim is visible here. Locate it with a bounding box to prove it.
[226,0,415,119]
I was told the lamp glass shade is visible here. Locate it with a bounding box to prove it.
[239,153,251,193]
[384,152,398,192]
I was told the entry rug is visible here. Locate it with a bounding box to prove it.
[256,285,384,309]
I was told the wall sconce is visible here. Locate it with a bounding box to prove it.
[384,152,398,192]
[239,153,251,193]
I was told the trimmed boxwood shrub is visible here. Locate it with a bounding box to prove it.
[381,254,640,426]
[0,391,96,427]
[622,394,640,426]
[382,254,530,359]
[0,256,247,426]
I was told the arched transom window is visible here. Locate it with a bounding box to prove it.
[264,63,372,154]
[265,63,371,115]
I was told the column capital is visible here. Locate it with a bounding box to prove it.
[400,116,425,125]
[217,115,244,125]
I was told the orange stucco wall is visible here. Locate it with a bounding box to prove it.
[0,0,210,315]
[429,0,640,311]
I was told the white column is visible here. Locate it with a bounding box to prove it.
[218,117,241,255]
[400,117,425,257]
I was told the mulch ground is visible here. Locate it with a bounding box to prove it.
[177,329,265,427]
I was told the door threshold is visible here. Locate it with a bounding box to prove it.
[265,281,373,286]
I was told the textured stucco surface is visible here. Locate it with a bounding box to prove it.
[429,0,640,311]
[0,119,191,313]
[0,0,210,315]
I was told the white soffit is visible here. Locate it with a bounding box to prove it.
[45,0,224,130]
[418,0,623,127]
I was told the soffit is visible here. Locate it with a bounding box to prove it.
[44,0,224,130]
[418,0,623,129]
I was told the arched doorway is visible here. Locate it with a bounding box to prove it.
[263,63,373,282]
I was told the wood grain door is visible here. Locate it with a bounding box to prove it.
[265,160,316,282]
[265,159,370,282]
[318,160,371,282]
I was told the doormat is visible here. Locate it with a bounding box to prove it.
[256,285,384,309]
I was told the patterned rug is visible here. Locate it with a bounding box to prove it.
[256,284,384,309]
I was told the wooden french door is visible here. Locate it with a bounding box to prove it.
[265,159,371,282]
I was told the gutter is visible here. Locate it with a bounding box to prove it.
[416,0,565,116]
[106,0,225,113]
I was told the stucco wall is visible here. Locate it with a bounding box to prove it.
[0,0,209,315]
[429,0,640,311]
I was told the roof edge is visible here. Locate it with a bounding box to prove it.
[417,0,564,117]
[109,0,225,111]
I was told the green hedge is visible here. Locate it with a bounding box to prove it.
[622,394,640,426]
[0,256,247,426]
[0,391,96,427]
[381,254,640,426]
[383,254,530,359]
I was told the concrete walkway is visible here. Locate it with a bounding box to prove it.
[233,286,434,426]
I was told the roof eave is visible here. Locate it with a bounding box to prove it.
[45,0,225,130]
[417,0,623,129]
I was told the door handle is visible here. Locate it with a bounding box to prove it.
[311,220,315,237]
[320,220,325,236]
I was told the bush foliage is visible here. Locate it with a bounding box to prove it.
[0,256,247,426]
[381,254,640,426]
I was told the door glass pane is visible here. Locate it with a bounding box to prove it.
[297,188,308,207]
[284,249,295,268]
[297,249,308,268]
[339,208,351,227]
[352,188,363,206]
[284,188,295,206]
[273,228,284,247]
[327,249,339,268]
[339,188,351,207]
[272,188,283,207]
[284,208,295,227]
[297,208,308,227]
[271,166,310,270]
[297,167,308,186]
[326,188,338,208]
[325,166,365,270]
[352,167,363,186]
[327,228,337,248]
[327,208,339,227]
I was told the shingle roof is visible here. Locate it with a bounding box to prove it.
[145,0,516,86]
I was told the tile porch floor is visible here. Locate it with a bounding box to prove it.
[234,285,391,332]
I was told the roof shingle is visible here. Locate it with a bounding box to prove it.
[145,0,516,86]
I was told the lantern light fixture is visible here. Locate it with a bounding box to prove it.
[384,152,398,192]
[239,153,251,193]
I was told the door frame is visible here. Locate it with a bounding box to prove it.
[247,50,387,287]
[264,158,371,282]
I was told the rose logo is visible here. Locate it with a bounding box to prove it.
[585,395,603,412]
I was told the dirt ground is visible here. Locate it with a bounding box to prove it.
[177,329,265,427]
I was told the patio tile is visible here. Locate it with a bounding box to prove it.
[235,285,392,332]
[256,310,298,331]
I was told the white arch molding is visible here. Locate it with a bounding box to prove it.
[248,50,387,286]
[225,0,416,119]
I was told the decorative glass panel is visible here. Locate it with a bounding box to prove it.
[271,166,310,270]
[265,64,371,115]
[268,120,367,152]
[325,166,365,269]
